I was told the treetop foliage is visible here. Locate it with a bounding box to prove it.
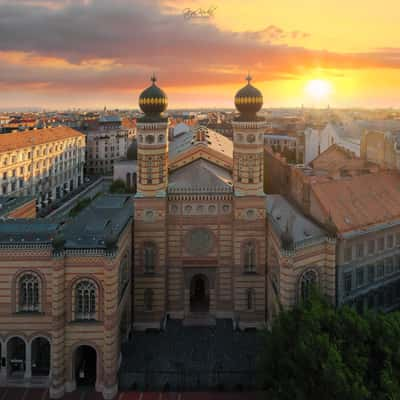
[258,292,400,400]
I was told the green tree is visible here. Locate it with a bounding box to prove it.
[109,179,128,194]
[258,292,400,400]
[68,197,92,217]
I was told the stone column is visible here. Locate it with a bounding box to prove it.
[49,253,66,399]
[102,255,119,399]
[24,342,32,379]
[0,342,7,383]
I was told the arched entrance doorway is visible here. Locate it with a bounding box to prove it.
[75,345,97,388]
[190,274,209,312]
[31,337,50,376]
[7,337,26,377]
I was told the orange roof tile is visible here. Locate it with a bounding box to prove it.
[0,126,85,153]
[312,172,400,233]
[310,144,372,172]
[122,118,136,129]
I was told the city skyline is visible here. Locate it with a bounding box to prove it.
[1,0,400,109]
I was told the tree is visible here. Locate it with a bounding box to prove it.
[258,292,400,400]
[109,179,128,194]
[68,197,92,217]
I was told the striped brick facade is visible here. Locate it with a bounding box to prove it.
[0,223,132,400]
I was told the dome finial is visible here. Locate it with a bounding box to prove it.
[139,73,168,118]
[246,72,252,85]
[234,73,263,120]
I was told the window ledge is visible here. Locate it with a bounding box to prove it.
[70,319,102,324]
[142,271,158,276]
[243,271,258,275]
[14,311,44,316]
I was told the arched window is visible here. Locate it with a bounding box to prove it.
[158,156,164,183]
[144,289,153,311]
[300,270,317,301]
[246,288,255,310]
[146,157,152,184]
[244,242,256,272]
[144,242,156,273]
[19,273,40,312]
[75,280,96,320]
[145,135,155,144]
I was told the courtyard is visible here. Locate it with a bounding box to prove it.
[120,319,263,392]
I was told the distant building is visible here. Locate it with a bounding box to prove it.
[204,121,233,138]
[303,122,360,164]
[85,115,134,175]
[113,140,138,192]
[0,127,85,209]
[361,129,400,170]
[264,134,297,162]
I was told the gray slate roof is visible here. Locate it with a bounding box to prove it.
[168,159,233,193]
[267,194,326,244]
[0,219,58,244]
[62,194,133,249]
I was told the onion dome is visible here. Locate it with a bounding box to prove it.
[234,74,263,120]
[126,140,137,160]
[138,74,168,119]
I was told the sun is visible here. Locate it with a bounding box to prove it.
[305,79,333,100]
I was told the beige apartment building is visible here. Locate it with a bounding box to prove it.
[0,127,85,209]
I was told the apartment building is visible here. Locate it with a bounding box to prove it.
[86,116,134,175]
[0,127,85,209]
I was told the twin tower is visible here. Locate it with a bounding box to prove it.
[136,74,267,197]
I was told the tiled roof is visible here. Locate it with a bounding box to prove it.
[312,172,400,233]
[0,126,84,153]
[310,144,375,172]
[0,196,35,217]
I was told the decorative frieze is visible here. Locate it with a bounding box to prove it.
[168,202,232,216]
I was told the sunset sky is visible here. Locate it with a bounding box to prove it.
[1,0,400,110]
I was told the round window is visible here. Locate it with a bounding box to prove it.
[185,228,214,256]
[247,134,256,143]
[145,135,155,144]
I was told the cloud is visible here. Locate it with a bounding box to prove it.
[242,25,311,43]
[0,0,400,100]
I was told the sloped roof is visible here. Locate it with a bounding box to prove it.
[169,126,233,161]
[267,195,326,244]
[310,144,374,172]
[0,196,35,217]
[311,172,400,233]
[0,126,84,152]
[168,159,233,193]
